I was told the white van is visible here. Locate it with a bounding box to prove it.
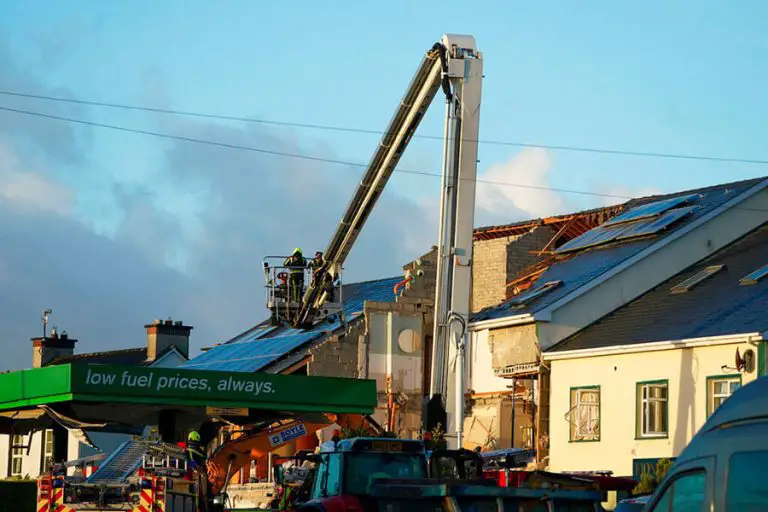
[642,376,768,511]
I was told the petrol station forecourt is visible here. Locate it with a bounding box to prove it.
[0,363,378,439]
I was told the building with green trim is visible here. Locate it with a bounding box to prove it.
[544,222,768,481]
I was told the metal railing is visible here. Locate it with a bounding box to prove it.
[262,256,343,324]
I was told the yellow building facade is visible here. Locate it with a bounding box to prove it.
[544,334,760,477]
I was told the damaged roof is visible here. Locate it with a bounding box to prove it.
[472,176,767,323]
[548,222,768,352]
[182,276,401,373]
[473,204,624,242]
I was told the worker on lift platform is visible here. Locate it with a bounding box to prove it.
[186,431,207,467]
[284,248,307,302]
[308,251,324,285]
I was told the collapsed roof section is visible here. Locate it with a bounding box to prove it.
[473,176,767,323]
[473,204,624,243]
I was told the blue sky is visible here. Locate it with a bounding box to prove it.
[0,1,766,369]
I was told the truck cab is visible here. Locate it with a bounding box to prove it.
[299,437,429,510]
[641,376,768,511]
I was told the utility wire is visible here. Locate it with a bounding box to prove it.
[3,89,768,166]
[0,104,632,201]
[3,103,768,213]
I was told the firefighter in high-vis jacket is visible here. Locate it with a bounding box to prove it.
[283,248,307,302]
[186,431,207,467]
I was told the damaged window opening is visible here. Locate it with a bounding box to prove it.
[567,387,600,442]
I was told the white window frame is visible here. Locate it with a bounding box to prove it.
[567,387,600,442]
[708,376,740,416]
[10,434,25,477]
[41,429,54,472]
[638,382,669,438]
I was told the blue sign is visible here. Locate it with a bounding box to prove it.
[268,424,308,447]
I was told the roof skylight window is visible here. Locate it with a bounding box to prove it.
[739,264,768,286]
[670,265,725,294]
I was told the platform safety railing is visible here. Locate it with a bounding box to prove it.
[262,256,343,325]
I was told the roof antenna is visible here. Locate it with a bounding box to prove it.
[42,308,52,338]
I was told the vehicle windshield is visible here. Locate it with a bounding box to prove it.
[344,452,427,494]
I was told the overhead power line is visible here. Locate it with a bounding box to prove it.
[3,103,768,214]
[2,89,768,166]
[0,104,631,201]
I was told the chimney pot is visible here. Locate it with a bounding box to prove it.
[145,318,192,361]
[32,332,77,368]
[153,319,162,325]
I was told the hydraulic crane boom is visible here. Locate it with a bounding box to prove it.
[291,34,483,448]
[293,41,450,328]
[295,35,482,343]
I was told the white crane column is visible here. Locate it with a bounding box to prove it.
[429,34,483,448]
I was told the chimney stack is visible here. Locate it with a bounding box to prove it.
[145,318,192,360]
[32,329,77,368]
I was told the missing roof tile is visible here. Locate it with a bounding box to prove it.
[508,280,563,308]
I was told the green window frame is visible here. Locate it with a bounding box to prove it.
[567,385,600,442]
[706,374,742,417]
[636,380,669,440]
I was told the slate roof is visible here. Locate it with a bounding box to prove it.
[49,345,185,367]
[548,222,768,352]
[50,348,151,366]
[471,177,767,323]
[182,276,401,373]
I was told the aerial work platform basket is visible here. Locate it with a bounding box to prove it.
[262,255,343,326]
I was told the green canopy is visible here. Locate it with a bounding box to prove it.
[0,363,377,436]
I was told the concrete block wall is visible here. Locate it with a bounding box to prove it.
[306,321,363,378]
[471,226,558,312]
[505,226,558,288]
[472,235,523,312]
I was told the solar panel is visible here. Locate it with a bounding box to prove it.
[556,220,645,253]
[603,194,700,227]
[182,331,324,373]
[556,204,698,254]
[614,205,697,240]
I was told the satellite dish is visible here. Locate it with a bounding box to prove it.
[735,348,756,373]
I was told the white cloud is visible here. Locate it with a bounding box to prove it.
[0,142,75,216]
[475,147,567,221]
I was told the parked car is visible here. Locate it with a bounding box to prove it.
[614,494,650,511]
[642,376,768,511]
